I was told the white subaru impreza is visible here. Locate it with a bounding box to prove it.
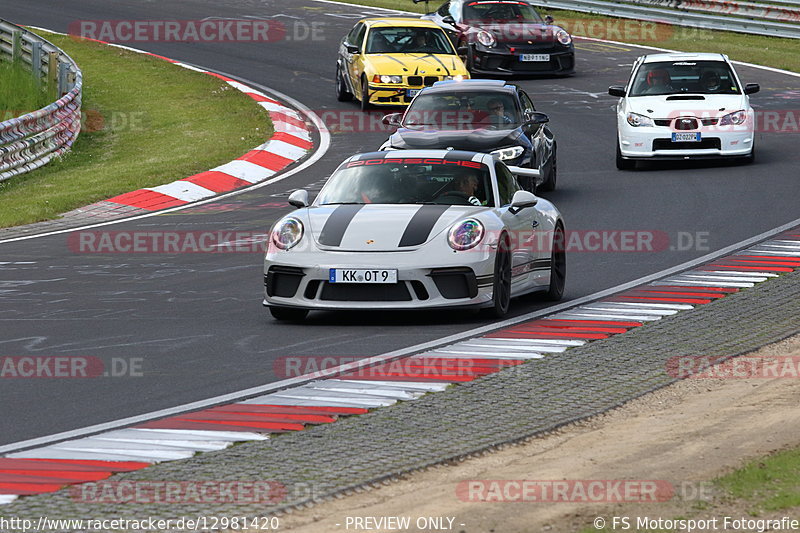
[609,53,759,170]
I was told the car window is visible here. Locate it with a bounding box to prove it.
[365,26,456,54]
[519,91,535,113]
[629,60,741,97]
[437,2,451,16]
[403,90,520,129]
[494,162,520,206]
[346,23,365,48]
[317,157,494,207]
[463,1,543,23]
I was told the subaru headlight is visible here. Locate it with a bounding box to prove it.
[476,30,496,47]
[719,110,747,126]
[443,75,466,81]
[272,217,304,250]
[490,146,525,161]
[373,75,403,84]
[555,29,572,45]
[626,112,654,127]
[448,219,485,251]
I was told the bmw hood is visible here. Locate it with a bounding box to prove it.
[306,204,481,251]
[366,53,468,77]
[390,128,523,152]
[625,94,748,119]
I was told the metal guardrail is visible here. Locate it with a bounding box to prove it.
[530,0,800,38]
[0,19,82,182]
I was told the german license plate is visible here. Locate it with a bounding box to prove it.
[520,54,549,62]
[672,132,701,142]
[406,89,421,98]
[329,269,398,284]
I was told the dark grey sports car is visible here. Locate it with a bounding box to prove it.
[379,79,558,192]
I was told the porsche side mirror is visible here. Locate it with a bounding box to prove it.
[608,86,626,97]
[288,189,309,208]
[545,15,554,24]
[345,43,360,54]
[510,190,539,211]
[744,83,760,95]
[382,112,403,127]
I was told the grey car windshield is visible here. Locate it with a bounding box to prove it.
[629,60,741,97]
[316,159,494,206]
[463,1,544,23]
[402,91,520,130]
[365,27,455,54]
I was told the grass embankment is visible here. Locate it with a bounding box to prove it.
[577,446,800,532]
[0,60,54,116]
[0,31,271,228]
[330,0,800,73]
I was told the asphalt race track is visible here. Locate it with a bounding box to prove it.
[1,0,799,446]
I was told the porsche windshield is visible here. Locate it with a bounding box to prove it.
[402,91,520,130]
[629,60,741,97]
[316,158,494,206]
[365,27,455,55]
[463,1,544,23]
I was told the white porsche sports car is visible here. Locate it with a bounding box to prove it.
[263,150,566,321]
[609,53,759,169]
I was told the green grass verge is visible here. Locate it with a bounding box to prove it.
[717,447,800,513]
[0,31,271,228]
[0,60,54,116]
[329,0,800,73]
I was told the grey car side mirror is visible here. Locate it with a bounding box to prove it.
[288,189,309,208]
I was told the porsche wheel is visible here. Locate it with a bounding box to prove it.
[544,223,566,301]
[335,64,352,102]
[486,236,511,318]
[270,307,309,321]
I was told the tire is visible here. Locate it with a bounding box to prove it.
[544,223,566,301]
[270,306,309,321]
[538,142,557,192]
[616,141,635,170]
[360,76,371,111]
[335,64,352,102]
[741,144,755,165]
[485,236,512,318]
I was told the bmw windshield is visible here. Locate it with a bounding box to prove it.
[316,158,494,206]
[402,91,521,130]
[365,27,456,54]
[629,61,741,97]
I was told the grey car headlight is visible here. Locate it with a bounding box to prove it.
[448,219,485,251]
[272,217,304,250]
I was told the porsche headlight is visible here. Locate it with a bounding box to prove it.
[444,75,466,81]
[626,112,654,127]
[491,146,525,161]
[555,29,572,45]
[272,217,304,250]
[719,109,747,126]
[448,219,484,251]
[373,75,403,84]
[476,30,496,47]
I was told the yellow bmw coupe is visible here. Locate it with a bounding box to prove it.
[336,18,470,110]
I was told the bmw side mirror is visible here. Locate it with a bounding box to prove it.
[381,112,403,127]
[345,43,360,54]
[545,15,554,24]
[442,15,456,25]
[288,189,309,208]
[744,83,760,95]
[510,190,538,212]
[528,111,549,125]
[608,86,626,97]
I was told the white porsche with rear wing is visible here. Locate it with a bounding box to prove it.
[263,150,565,321]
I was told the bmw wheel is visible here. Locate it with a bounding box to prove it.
[360,75,371,111]
[335,64,352,102]
[538,142,558,192]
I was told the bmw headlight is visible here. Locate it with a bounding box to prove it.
[444,75,466,81]
[373,75,403,84]
[719,109,747,126]
[476,30,496,47]
[555,29,572,45]
[626,112,654,127]
[448,219,485,251]
[490,146,525,161]
[272,217,304,250]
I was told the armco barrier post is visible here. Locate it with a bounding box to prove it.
[47,50,58,86]
[11,29,21,62]
[30,41,43,82]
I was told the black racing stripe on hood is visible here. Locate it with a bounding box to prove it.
[399,205,451,247]
[318,204,365,246]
